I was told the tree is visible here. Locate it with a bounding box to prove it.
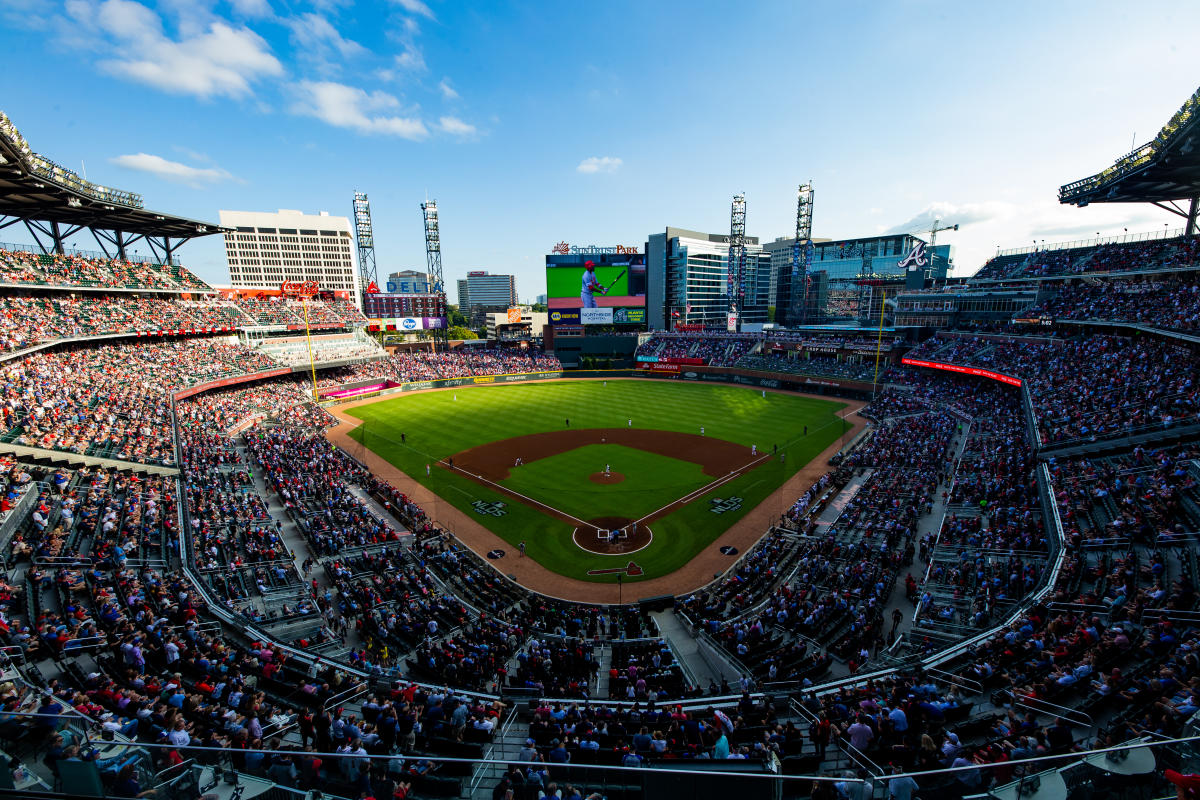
[767,305,776,323]
[447,325,477,340]
[446,304,470,328]
[530,302,548,313]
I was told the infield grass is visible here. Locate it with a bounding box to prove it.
[345,379,846,584]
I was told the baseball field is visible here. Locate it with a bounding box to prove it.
[344,380,847,584]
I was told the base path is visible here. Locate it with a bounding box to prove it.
[323,377,867,604]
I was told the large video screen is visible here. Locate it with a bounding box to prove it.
[545,253,646,310]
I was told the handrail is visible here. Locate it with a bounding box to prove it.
[926,665,983,695]
[1014,693,1093,728]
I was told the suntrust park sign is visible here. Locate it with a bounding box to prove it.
[551,242,640,255]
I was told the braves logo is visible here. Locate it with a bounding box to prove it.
[551,241,570,255]
[898,242,929,271]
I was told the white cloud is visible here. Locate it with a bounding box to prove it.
[393,47,426,71]
[110,152,234,186]
[66,0,282,99]
[438,78,458,99]
[292,80,428,139]
[227,0,271,17]
[286,12,365,66]
[391,0,434,20]
[576,156,622,174]
[437,116,475,136]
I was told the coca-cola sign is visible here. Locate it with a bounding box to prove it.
[281,280,319,297]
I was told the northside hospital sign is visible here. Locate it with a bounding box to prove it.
[551,242,640,255]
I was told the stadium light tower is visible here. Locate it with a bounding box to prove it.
[421,200,449,351]
[791,183,814,325]
[352,192,378,293]
[727,193,747,332]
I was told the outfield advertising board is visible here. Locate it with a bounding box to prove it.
[581,307,613,325]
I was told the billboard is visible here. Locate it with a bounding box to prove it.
[581,307,613,325]
[548,309,581,325]
[901,357,1022,387]
[545,252,646,311]
[506,307,522,324]
[613,307,644,324]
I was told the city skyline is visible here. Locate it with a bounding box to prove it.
[2,0,1198,300]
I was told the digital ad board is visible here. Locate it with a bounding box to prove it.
[545,250,646,312]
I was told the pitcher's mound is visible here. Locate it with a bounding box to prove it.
[589,471,625,484]
[573,516,653,555]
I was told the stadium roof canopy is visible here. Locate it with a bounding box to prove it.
[0,111,224,263]
[1060,85,1200,233]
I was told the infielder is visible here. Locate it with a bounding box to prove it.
[581,260,606,309]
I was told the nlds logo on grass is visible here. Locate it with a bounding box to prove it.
[709,497,743,514]
[471,500,507,517]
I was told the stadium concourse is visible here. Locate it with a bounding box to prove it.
[0,234,1197,800]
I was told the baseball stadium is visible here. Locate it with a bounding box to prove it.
[0,8,1199,800]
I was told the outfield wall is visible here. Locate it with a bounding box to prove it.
[317,365,877,406]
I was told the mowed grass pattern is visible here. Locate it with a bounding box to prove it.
[501,444,712,522]
[346,380,847,584]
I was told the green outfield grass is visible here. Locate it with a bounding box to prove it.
[345,379,847,584]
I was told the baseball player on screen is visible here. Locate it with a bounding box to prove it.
[581,260,606,309]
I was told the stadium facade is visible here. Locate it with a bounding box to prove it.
[219,208,360,304]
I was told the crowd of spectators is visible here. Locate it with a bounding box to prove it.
[735,353,881,381]
[974,236,1200,281]
[906,332,1200,445]
[0,248,211,290]
[317,347,561,388]
[1024,276,1200,333]
[0,340,280,464]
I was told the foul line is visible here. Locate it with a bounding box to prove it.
[440,461,593,528]
[632,451,774,527]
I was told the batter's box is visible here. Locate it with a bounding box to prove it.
[596,529,629,541]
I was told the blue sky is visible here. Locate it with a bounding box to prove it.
[2,0,1199,300]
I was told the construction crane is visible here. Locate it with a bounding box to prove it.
[420,200,449,352]
[727,193,747,332]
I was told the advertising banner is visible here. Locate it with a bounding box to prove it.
[548,309,581,325]
[613,307,645,324]
[637,362,680,373]
[506,307,523,324]
[726,312,738,332]
[423,317,447,329]
[581,307,613,325]
[901,357,1022,387]
[636,355,659,363]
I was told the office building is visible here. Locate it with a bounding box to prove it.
[456,271,517,310]
[645,227,771,330]
[220,209,360,305]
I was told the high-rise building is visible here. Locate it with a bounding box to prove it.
[386,269,430,294]
[645,227,770,330]
[456,271,517,311]
[220,209,360,305]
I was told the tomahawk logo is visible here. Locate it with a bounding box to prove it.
[471,500,507,517]
[551,241,570,255]
[898,242,928,271]
[710,497,743,514]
